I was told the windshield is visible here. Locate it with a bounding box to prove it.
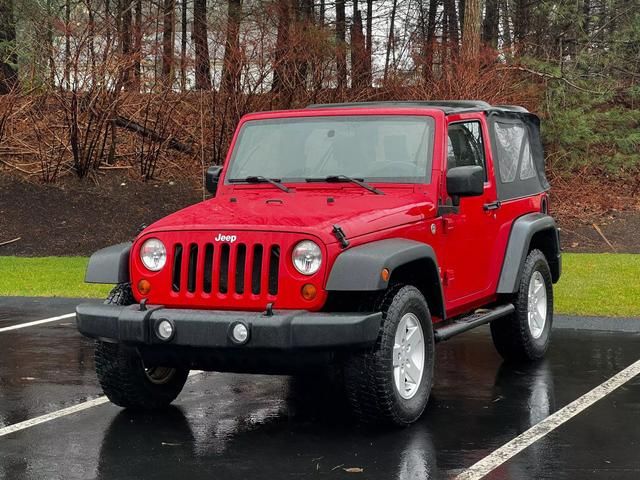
[226,116,435,184]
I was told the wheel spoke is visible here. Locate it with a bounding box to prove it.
[405,358,422,383]
[393,344,402,367]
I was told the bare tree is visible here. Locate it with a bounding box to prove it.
[461,0,481,62]
[335,0,346,88]
[0,0,17,93]
[482,0,499,48]
[193,0,211,90]
[161,0,175,88]
[221,0,241,93]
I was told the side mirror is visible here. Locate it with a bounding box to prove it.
[205,166,223,196]
[446,165,484,205]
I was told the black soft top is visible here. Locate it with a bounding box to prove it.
[307,100,549,199]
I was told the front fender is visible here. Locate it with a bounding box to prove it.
[326,239,438,291]
[85,243,131,284]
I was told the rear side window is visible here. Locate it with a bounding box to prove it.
[494,122,536,183]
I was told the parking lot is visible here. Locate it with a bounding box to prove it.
[1,297,639,480]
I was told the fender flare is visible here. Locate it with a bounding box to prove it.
[85,243,131,284]
[326,238,445,318]
[497,213,561,294]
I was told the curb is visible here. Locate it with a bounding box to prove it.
[555,315,640,333]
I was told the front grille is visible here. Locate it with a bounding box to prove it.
[170,240,280,298]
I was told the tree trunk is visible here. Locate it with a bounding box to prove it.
[461,0,480,62]
[180,0,187,90]
[351,8,367,88]
[459,0,465,35]
[118,0,134,90]
[161,0,175,89]
[271,0,291,93]
[420,0,438,83]
[444,0,459,52]
[384,0,398,81]
[365,0,373,86]
[221,0,241,94]
[482,0,499,48]
[0,0,18,93]
[513,0,528,53]
[335,0,347,89]
[64,0,71,88]
[133,0,142,90]
[193,0,211,90]
[500,0,512,51]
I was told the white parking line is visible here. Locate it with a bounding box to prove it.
[0,371,204,438]
[456,358,640,480]
[0,313,76,333]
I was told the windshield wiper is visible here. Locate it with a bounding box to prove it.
[229,176,291,193]
[305,175,384,195]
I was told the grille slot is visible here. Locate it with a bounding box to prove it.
[251,245,263,294]
[268,246,280,295]
[187,244,198,293]
[203,244,214,293]
[172,244,183,292]
[235,244,247,294]
[219,243,230,294]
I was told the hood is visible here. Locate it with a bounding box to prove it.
[143,187,437,245]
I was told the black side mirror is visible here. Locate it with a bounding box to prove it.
[446,165,484,205]
[205,166,223,196]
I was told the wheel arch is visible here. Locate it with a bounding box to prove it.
[325,238,446,320]
[497,213,561,294]
[85,243,132,284]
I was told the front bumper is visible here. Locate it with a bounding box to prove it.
[76,303,382,350]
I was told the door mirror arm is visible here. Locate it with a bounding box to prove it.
[205,166,223,196]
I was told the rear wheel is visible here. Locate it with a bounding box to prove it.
[95,284,189,409]
[491,249,553,362]
[343,285,435,426]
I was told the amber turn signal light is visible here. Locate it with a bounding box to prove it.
[301,284,317,301]
[381,268,390,282]
[137,279,152,295]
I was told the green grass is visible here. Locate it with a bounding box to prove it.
[0,254,638,317]
[554,253,640,318]
[0,257,111,298]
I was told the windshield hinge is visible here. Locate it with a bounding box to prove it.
[332,225,350,249]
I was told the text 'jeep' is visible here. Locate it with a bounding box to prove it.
[77,100,561,426]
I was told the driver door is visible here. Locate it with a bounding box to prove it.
[442,118,500,309]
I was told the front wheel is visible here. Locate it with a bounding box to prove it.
[95,284,189,409]
[491,249,554,362]
[343,285,435,426]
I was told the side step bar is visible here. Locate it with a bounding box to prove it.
[434,304,515,342]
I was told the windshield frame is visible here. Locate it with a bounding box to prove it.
[224,114,436,186]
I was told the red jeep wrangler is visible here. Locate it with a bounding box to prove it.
[77,101,561,426]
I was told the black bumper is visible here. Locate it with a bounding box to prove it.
[76,303,382,350]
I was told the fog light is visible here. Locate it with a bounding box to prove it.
[156,319,175,341]
[231,322,249,344]
[301,284,317,301]
[138,279,152,295]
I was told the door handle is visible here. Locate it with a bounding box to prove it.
[483,201,501,211]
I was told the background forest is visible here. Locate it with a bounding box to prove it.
[0,0,639,257]
[0,0,638,182]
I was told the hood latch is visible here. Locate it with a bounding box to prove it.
[332,225,350,249]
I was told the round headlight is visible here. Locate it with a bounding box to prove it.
[140,238,167,271]
[292,240,322,275]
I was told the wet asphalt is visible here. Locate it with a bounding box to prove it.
[0,297,639,480]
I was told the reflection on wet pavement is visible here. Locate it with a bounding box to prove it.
[0,300,639,480]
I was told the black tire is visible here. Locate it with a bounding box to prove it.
[491,249,554,362]
[343,285,435,426]
[95,284,190,409]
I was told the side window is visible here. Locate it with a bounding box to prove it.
[447,121,486,180]
[494,121,536,183]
